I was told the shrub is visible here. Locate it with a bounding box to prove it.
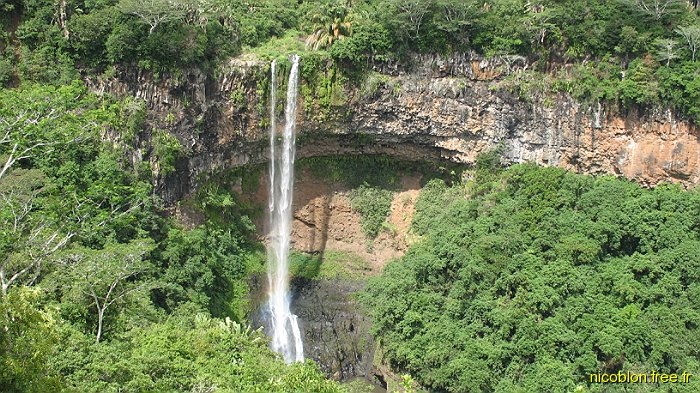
[348,184,393,238]
[151,129,182,175]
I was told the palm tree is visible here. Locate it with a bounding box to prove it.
[304,3,353,50]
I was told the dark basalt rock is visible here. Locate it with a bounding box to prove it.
[248,274,382,386]
[290,277,376,381]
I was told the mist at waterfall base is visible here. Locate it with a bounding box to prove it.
[264,55,304,363]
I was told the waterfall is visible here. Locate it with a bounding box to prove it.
[267,55,304,363]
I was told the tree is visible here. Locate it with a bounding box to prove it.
[305,2,353,50]
[117,0,187,35]
[523,2,558,49]
[1,170,64,296]
[159,226,251,318]
[655,38,680,65]
[432,0,481,47]
[676,25,700,61]
[0,81,103,194]
[0,287,62,392]
[619,0,687,21]
[61,240,154,343]
[0,84,149,296]
[0,96,80,181]
[0,84,91,296]
[391,0,431,40]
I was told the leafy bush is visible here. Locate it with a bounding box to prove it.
[657,61,700,123]
[68,7,118,68]
[329,17,394,65]
[0,287,62,393]
[151,129,182,175]
[237,0,300,48]
[348,184,393,239]
[0,51,13,85]
[158,227,255,319]
[619,56,660,106]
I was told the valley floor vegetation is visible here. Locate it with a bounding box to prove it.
[361,156,700,393]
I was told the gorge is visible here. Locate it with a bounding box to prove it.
[4,1,700,391]
[85,53,700,389]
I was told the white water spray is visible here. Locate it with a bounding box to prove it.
[267,55,304,363]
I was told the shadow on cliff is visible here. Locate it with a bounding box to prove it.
[291,171,334,261]
[308,194,332,260]
[250,167,335,262]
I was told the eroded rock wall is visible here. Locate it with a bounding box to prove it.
[87,53,700,204]
[292,278,375,381]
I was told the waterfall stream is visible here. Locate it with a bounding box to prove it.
[267,55,304,363]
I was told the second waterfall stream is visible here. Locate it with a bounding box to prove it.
[266,55,304,363]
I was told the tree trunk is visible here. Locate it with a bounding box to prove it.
[59,0,70,40]
[96,307,104,343]
[0,269,7,297]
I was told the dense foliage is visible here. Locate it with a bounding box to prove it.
[2,0,698,121]
[348,184,393,238]
[363,163,700,392]
[0,84,343,392]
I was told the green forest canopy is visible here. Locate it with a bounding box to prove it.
[1,0,699,121]
[362,163,700,392]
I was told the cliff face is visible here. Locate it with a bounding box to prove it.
[87,53,700,204]
[86,55,699,386]
[292,278,376,381]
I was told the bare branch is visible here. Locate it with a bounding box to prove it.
[118,0,187,35]
[619,0,687,20]
[676,25,700,61]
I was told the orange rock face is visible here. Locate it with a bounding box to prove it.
[89,55,700,205]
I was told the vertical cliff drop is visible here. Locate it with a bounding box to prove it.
[266,55,304,363]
